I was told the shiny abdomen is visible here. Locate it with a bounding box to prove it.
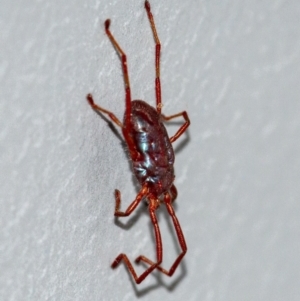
[125,100,174,197]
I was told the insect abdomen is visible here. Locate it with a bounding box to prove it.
[127,100,175,196]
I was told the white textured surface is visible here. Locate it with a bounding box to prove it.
[1,0,300,300]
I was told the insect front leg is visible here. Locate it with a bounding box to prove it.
[86,94,123,127]
[104,19,132,129]
[145,0,162,113]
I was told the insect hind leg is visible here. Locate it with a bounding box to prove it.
[112,253,159,284]
[112,197,163,284]
[135,193,187,277]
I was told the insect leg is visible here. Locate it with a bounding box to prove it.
[112,202,163,284]
[145,1,162,114]
[104,19,132,128]
[170,184,178,203]
[114,184,148,217]
[162,111,190,143]
[136,193,187,277]
[86,94,123,127]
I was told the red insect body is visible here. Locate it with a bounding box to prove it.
[129,100,175,196]
[87,1,190,284]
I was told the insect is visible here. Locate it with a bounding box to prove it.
[87,1,190,284]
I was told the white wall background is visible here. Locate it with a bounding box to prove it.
[1,0,300,300]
